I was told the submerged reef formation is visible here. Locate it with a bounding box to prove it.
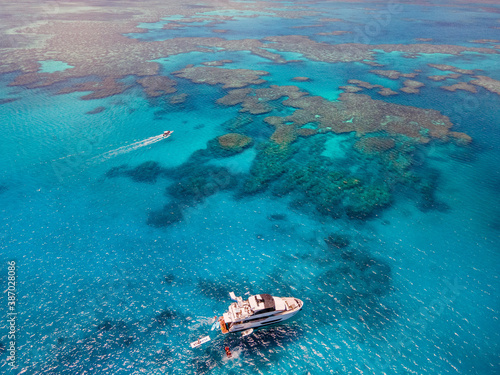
[55,77,131,100]
[147,203,184,228]
[370,69,418,80]
[86,106,106,115]
[427,63,475,75]
[172,66,269,89]
[324,233,350,249]
[217,85,306,116]
[378,87,399,96]
[201,59,233,67]
[292,76,311,82]
[441,82,478,93]
[345,79,398,96]
[1,0,483,228]
[106,161,165,184]
[237,136,397,220]
[400,79,425,94]
[0,1,497,102]
[316,31,352,36]
[307,243,394,335]
[354,137,396,154]
[470,75,500,95]
[428,73,462,81]
[137,76,177,97]
[212,133,253,155]
[262,91,466,143]
[242,142,293,194]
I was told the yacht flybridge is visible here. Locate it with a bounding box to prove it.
[218,292,303,334]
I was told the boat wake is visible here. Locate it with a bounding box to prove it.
[88,134,166,164]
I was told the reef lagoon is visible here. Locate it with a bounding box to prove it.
[0,0,499,374]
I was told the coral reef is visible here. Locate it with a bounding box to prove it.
[172,66,269,89]
[216,133,253,153]
[347,79,382,89]
[316,31,352,36]
[470,75,500,95]
[291,76,311,82]
[417,175,450,212]
[324,233,350,249]
[147,203,184,227]
[268,213,287,221]
[354,137,396,154]
[243,142,293,194]
[448,131,472,145]
[169,93,188,104]
[317,247,392,306]
[201,59,233,66]
[470,39,500,44]
[220,113,254,131]
[378,87,399,96]
[217,85,306,115]
[0,98,19,105]
[106,161,165,184]
[137,76,177,97]
[271,125,298,145]
[428,64,475,75]
[400,79,425,94]
[263,35,374,62]
[264,92,465,143]
[0,0,496,105]
[86,106,106,115]
[427,73,461,81]
[167,163,236,205]
[262,36,497,64]
[56,77,131,100]
[370,69,418,80]
[440,82,478,93]
[344,185,392,219]
[339,85,364,93]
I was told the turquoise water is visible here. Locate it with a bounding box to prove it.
[37,60,74,74]
[1,1,499,374]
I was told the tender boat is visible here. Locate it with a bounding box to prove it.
[218,292,303,334]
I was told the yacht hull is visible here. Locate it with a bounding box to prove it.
[228,308,301,332]
[221,296,303,334]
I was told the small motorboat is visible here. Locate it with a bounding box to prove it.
[218,292,303,334]
[162,130,173,137]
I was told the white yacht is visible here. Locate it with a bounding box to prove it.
[218,292,303,334]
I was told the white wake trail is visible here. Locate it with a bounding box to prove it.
[88,135,165,164]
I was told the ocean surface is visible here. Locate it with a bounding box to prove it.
[0,1,499,374]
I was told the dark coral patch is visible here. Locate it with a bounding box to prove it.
[106,161,165,183]
[354,136,396,155]
[86,106,106,115]
[318,248,392,304]
[268,213,287,221]
[344,185,392,219]
[242,142,293,194]
[147,203,184,228]
[217,133,253,153]
[152,308,178,327]
[167,165,236,203]
[127,161,164,183]
[324,233,350,249]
